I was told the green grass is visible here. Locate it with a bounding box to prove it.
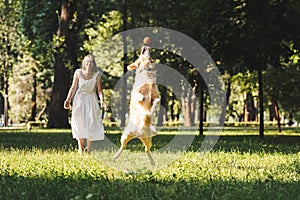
[0,127,299,199]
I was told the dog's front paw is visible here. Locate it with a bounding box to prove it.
[127,63,137,70]
[132,92,145,102]
[153,98,160,105]
[151,98,160,113]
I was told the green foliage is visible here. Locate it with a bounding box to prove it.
[9,52,37,123]
[225,71,258,120]
[1,0,300,127]
[0,128,299,199]
[21,0,60,87]
[84,10,123,77]
[263,41,300,121]
[83,10,126,123]
[0,0,46,123]
[0,0,22,89]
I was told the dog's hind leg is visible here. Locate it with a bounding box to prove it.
[140,137,155,165]
[113,148,123,160]
[113,133,135,159]
[147,152,155,166]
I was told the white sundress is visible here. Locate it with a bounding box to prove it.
[71,69,104,141]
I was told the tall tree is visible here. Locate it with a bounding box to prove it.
[241,0,291,137]
[47,0,114,127]
[0,0,22,126]
[47,0,77,128]
[21,0,110,126]
[20,0,60,123]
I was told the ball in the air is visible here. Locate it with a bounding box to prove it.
[143,37,151,45]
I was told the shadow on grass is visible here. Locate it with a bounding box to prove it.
[0,173,299,200]
[0,129,77,151]
[197,134,300,154]
[0,128,299,154]
[1,128,299,199]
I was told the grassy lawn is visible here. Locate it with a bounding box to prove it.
[0,127,299,200]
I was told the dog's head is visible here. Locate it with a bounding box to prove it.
[127,46,154,71]
[128,54,153,70]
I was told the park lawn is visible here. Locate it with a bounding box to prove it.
[0,127,299,200]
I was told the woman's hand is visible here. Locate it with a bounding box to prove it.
[64,101,70,109]
[100,101,108,111]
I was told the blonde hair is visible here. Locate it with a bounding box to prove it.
[82,54,98,72]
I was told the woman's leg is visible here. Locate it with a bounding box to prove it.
[78,139,84,155]
[86,139,92,153]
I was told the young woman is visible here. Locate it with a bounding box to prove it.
[64,54,107,154]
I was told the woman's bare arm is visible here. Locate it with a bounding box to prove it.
[64,70,79,109]
[97,73,107,110]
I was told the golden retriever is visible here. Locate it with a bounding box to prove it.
[113,46,160,165]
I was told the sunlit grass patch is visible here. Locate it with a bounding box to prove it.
[0,127,299,199]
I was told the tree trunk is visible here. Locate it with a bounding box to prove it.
[181,84,189,126]
[29,72,37,121]
[269,100,276,121]
[198,87,204,136]
[244,92,257,122]
[190,86,196,126]
[170,93,175,121]
[3,94,8,127]
[274,100,281,133]
[157,87,167,126]
[258,69,264,138]
[181,84,196,127]
[219,79,231,126]
[203,93,207,122]
[48,54,70,128]
[269,99,281,133]
[3,61,9,127]
[288,112,293,126]
[36,101,48,121]
[48,0,77,128]
[120,0,128,127]
[0,94,3,116]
